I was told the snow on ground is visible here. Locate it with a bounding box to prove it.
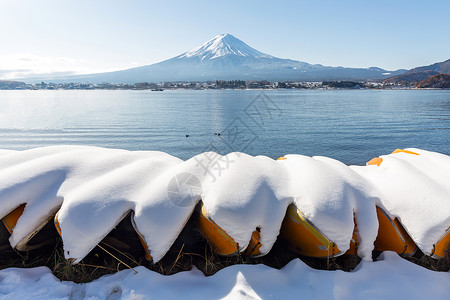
[0,252,448,300]
[0,146,449,263]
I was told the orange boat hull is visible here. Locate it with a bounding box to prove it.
[197,203,262,257]
[433,229,449,259]
[280,204,348,258]
[374,206,417,256]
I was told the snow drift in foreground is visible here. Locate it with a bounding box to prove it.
[0,252,449,300]
[0,146,448,263]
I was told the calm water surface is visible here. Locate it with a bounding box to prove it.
[0,89,449,165]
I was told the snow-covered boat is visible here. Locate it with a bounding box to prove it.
[0,146,448,273]
[280,204,358,258]
[362,148,449,259]
[1,204,56,251]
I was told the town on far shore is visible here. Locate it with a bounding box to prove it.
[0,79,445,91]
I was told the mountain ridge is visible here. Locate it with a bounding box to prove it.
[384,59,450,85]
[24,34,406,83]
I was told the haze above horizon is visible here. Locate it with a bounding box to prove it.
[1,0,449,80]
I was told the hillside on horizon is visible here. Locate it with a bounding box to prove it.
[384,59,450,86]
[417,73,450,88]
[23,34,406,84]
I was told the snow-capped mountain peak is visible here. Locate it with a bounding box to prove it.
[38,34,404,83]
[179,33,274,61]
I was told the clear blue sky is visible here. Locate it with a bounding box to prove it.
[1,0,449,79]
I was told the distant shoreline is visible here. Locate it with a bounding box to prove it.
[2,80,447,91]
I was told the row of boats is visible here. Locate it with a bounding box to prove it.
[1,150,448,271]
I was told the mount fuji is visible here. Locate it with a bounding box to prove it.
[37,34,405,83]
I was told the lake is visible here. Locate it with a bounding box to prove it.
[0,89,449,165]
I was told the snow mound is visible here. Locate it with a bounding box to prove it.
[0,146,448,264]
[0,253,448,300]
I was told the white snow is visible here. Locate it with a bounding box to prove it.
[350,148,450,255]
[178,34,274,60]
[0,150,16,156]
[0,252,448,300]
[201,153,290,254]
[0,146,448,264]
[202,154,379,259]
[0,146,184,262]
[0,146,449,299]
[281,155,379,259]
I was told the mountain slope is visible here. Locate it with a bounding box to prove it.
[384,59,450,85]
[417,73,450,88]
[176,33,274,60]
[30,34,405,83]
[408,59,450,74]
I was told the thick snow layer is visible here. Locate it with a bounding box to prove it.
[281,155,379,259]
[351,148,450,254]
[0,146,184,262]
[0,146,448,264]
[201,153,291,254]
[202,154,379,259]
[0,252,448,300]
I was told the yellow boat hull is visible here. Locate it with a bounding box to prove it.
[197,203,262,257]
[432,229,449,259]
[280,204,348,258]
